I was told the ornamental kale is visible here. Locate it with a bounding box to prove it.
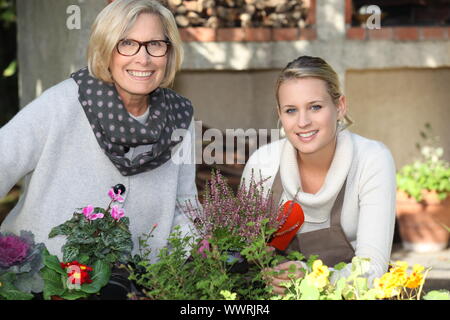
[0,230,45,300]
[0,233,30,268]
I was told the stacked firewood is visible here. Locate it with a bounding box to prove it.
[164,0,310,28]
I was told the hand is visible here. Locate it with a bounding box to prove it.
[265,261,305,295]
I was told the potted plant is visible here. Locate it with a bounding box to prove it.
[40,185,134,300]
[126,171,299,300]
[396,123,450,252]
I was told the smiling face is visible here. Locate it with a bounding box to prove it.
[278,77,347,158]
[109,13,168,104]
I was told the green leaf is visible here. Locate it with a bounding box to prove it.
[81,260,111,294]
[299,279,320,300]
[286,251,305,262]
[2,60,16,77]
[423,290,450,300]
[78,253,90,265]
[62,245,80,262]
[306,255,319,270]
[333,262,347,271]
[354,277,368,294]
[330,278,346,300]
[361,289,378,300]
[42,249,66,275]
[0,273,34,300]
[61,290,90,300]
[40,267,66,300]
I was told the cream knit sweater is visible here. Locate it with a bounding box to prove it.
[241,130,397,283]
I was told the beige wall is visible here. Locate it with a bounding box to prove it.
[174,68,450,170]
[346,68,450,169]
[174,70,280,131]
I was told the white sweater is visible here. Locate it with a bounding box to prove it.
[241,130,397,283]
[0,79,197,263]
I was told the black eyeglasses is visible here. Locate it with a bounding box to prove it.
[116,39,171,57]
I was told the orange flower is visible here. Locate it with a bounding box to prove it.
[405,264,425,289]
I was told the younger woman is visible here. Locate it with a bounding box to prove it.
[241,56,396,294]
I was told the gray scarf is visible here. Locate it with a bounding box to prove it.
[71,67,193,176]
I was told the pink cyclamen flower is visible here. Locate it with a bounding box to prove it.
[110,205,125,221]
[108,188,124,203]
[82,205,104,221]
[198,239,210,258]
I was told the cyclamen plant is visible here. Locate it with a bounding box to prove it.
[40,186,133,299]
[48,186,133,265]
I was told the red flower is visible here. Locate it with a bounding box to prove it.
[60,261,93,285]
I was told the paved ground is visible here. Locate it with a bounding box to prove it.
[391,242,450,293]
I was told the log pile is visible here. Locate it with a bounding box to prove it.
[164,0,310,28]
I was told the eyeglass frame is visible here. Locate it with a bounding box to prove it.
[116,38,172,57]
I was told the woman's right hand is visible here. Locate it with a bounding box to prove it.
[265,260,305,295]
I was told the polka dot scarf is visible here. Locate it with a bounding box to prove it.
[71,67,194,176]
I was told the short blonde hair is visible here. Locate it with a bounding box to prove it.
[275,56,353,129]
[87,0,183,88]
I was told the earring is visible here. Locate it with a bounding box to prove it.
[337,119,344,131]
[277,119,286,138]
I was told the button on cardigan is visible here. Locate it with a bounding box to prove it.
[0,79,198,263]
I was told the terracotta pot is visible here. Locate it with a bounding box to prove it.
[396,190,450,252]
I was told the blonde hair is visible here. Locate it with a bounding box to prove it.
[87,0,183,88]
[275,56,353,129]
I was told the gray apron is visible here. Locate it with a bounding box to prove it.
[271,169,355,266]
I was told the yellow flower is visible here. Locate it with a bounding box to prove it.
[305,260,330,289]
[405,264,425,289]
[305,272,329,289]
[412,264,425,273]
[392,261,408,271]
[389,261,409,287]
[312,260,330,277]
[373,273,401,299]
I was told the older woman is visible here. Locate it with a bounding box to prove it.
[241,56,397,294]
[0,0,196,263]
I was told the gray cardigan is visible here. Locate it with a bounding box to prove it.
[0,79,198,262]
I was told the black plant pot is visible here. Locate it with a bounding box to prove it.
[96,264,134,300]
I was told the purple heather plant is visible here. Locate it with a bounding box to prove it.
[184,170,284,247]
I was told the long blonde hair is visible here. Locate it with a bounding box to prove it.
[275,56,353,130]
